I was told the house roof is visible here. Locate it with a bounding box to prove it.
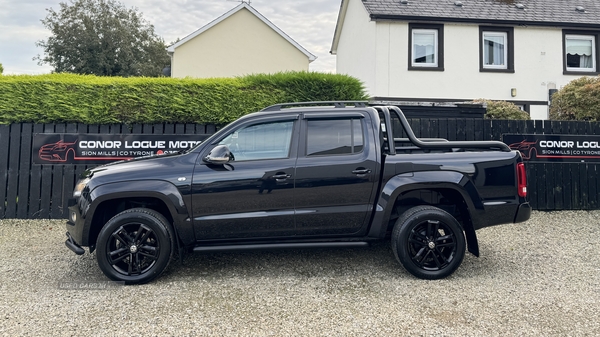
[363,0,600,26]
[167,2,316,62]
[332,0,600,54]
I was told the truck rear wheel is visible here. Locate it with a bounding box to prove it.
[96,208,174,284]
[392,206,465,280]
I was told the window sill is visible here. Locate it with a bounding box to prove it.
[563,70,599,76]
[480,68,515,73]
[408,66,445,72]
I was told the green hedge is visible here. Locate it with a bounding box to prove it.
[0,72,368,124]
[550,76,600,121]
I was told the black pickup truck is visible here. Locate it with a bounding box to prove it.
[65,102,531,284]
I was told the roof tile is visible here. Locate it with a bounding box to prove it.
[362,0,600,25]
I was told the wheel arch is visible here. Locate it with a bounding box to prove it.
[369,171,482,256]
[82,180,192,249]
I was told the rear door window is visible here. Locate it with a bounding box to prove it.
[306,119,364,156]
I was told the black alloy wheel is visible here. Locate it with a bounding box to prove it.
[96,208,174,284]
[407,219,457,271]
[107,223,159,276]
[392,205,466,280]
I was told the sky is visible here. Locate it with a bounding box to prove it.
[0,0,341,75]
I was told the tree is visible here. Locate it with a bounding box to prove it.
[0,63,3,75]
[35,0,170,77]
[474,99,530,120]
[550,76,600,121]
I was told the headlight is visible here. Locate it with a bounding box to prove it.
[73,178,90,198]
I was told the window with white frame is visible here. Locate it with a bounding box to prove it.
[479,26,513,72]
[483,31,507,69]
[565,34,596,72]
[408,23,443,70]
[412,29,438,67]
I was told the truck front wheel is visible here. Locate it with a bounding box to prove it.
[392,206,466,280]
[96,208,174,284]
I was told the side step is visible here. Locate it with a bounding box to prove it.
[193,241,369,253]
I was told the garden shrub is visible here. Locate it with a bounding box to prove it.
[474,99,530,120]
[549,76,600,121]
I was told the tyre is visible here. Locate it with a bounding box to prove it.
[392,205,466,280]
[96,208,174,284]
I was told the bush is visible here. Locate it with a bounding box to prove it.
[0,72,367,124]
[474,99,530,120]
[549,76,600,121]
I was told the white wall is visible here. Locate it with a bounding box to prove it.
[381,23,565,107]
[336,3,596,120]
[335,0,377,93]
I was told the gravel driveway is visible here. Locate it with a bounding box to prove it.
[0,211,599,336]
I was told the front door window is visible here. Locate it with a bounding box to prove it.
[219,121,294,161]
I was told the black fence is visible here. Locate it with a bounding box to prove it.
[0,119,599,219]
[0,123,216,220]
[389,118,600,211]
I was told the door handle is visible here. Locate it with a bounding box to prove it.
[272,173,292,180]
[352,169,371,175]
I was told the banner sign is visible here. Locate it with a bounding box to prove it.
[33,133,210,165]
[503,134,600,163]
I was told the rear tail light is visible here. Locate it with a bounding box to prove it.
[517,162,527,198]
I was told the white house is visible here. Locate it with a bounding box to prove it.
[167,3,316,78]
[331,0,600,120]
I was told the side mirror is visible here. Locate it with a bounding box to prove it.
[203,145,234,164]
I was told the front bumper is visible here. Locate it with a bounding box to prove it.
[65,198,88,254]
[65,232,84,255]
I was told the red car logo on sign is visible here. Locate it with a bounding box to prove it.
[508,140,538,160]
[38,140,77,162]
